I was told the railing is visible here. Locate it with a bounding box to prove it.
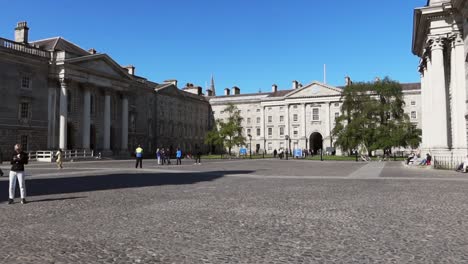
[433,154,465,170]
[28,150,94,162]
[0,37,50,59]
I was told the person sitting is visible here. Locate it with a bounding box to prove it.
[456,156,468,172]
[425,153,432,166]
[406,152,415,165]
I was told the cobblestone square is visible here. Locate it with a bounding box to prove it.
[1,159,468,263]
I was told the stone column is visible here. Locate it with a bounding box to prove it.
[302,103,307,148]
[82,88,91,149]
[429,37,448,150]
[103,93,111,151]
[121,96,129,151]
[419,66,427,150]
[47,86,57,149]
[452,34,468,152]
[424,54,433,150]
[59,79,68,150]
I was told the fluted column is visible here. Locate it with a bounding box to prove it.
[452,34,468,151]
[429,37,448,150]
[82,88,91,149]
[47,85,57,149]
[103,93,111,151]
[59,79,68,150]
[121,96,129,151]
[419,65,427,150]
[424,54,433,150]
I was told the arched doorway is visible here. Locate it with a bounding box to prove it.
[309,132,323,155]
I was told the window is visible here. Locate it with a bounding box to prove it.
[280,142,284,149]
[334,103,340,107]
[268,107,272,111]
[256,109,260,112]
[335,112,339,118]
[21,76,30,89]
[411,101,416,106]
[293,105,298,109]
[293,114,298,122]
[268,127,272,136]
[268,116,272,123]
[280,116,284,122]
[257,128,261,136]
[20,102,29,119]
[411,111,417,119]
[280,127,284,136]
[257,117,261,124]
[247,128,251,135]
[20,135,28,150]
[312,108,320,121]
[293,130,298,137]
[247,118,251,124]
[268,142,273,151]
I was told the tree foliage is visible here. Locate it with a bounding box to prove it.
[332,77,421,155]
[204,103,246,155]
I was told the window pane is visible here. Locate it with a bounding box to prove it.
[20,103,29,119]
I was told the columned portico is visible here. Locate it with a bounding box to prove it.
[82,87,91,149]
[103,92,112,153]
[59,79,68,150]
[451,33,467,153]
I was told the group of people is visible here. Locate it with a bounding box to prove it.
[134,145,202,169]
[406,152,432,166]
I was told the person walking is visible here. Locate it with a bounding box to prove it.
[55,149,63,169]
[156,148,161,165]
[195,146,202,165]
[273,149,277,159]
[8,144,29,204]
[176,148,182,165]
[135,145,143,168]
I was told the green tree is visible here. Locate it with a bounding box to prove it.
[204,103,246,155]
[333,77,421,156]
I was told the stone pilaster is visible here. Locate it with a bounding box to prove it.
[82,88,91,149]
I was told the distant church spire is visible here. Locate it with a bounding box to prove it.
[210,74,216,96]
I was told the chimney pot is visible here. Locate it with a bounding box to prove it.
[88,48,97,54]
[232,86,240,95]
[272,84,278,93]
[292,80,299,89]
[345,76,352,86]
[14,21,29,44]
[224,88,231,96]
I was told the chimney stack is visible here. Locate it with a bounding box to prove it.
[292,80,299,89]
[224,88,230,96]
[272,84,278,93]
[88,48,97,54]
[345,76,352,86]
[15,21,29,44]
[232,86,240,95]
[124,65,135,75]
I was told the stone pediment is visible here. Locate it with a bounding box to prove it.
[66,54,132,80]
[285,82,342,98]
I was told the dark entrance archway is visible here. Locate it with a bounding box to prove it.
[67,122,75,150]
[309,132,323,155]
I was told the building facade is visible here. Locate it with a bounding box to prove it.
[209,81,421,155]
[0,22,211,158]
[412,0,468,160]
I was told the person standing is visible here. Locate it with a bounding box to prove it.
[176,148,182,165]
[55,149,63,169]
[195,146,202,165]
[135,145,143,168]
[166,148,171,165]
[8,144,29,204]
[156,148,161,165]
[273,149,277,159]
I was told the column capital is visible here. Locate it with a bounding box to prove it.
[428,37,445,51]
[59,77,72,86]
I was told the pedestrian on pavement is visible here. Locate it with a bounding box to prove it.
[55,149,63,169]
[8,144,29,204]
[156,148,161,165]
[195,146,202,165]
[273,149,277,159]
[135,145,143,168]
[176,148,182,165]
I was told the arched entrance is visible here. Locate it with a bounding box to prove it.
[309,132,323,155]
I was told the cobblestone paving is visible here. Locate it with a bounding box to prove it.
[1,160,468,263]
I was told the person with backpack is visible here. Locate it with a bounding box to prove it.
[176,148,182,165]
[8,144,29,204]
[135,145,143,168]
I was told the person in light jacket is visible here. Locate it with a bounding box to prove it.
[176,148,182,165]
[8,144,29,204]
[55,149,63,169]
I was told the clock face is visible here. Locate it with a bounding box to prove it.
[311,85,320,94]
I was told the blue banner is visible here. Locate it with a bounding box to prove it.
[294,149,302,158]
[240,148,247,155]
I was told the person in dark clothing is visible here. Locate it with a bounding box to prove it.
[195,147,202,165]
[8,144,29,204]
[273,149,277,159]
[426,153,432,165]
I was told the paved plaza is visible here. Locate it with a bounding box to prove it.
[1,159,468,263]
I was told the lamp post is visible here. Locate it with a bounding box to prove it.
[248,134,252,159]
[285,135,289,160]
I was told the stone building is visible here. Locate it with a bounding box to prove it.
[0,22,211,158]
[412,0,468,160]
[209,80,421,155]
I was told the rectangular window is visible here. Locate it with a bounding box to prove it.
[256,109,260,112]
[411,111,417,119]
[257,128,261,136]
[268,116,272,123]
[411,101,416,106]
[280,142,284,149]
[268,127,272,136]
[312,108,320,121]
[247,118,251,124]
[21,76,30,89]
[20,102,29,119]
[20,135,28,150]
[247,128,251,135]
[268,107,272,111]
[334,103,339,107]
[293,130,298,137]
[268,142,273,151]
[280,116,284,122]
[335,112,339,118]
[293,114,298,122]
[293,105,298,109]
[257,117,261,124]
[280,127,284,136]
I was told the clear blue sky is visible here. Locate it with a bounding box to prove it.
[1,0,427,93]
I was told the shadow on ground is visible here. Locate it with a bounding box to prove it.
[0,170,253,202]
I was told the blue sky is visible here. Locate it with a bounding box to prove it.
[1,0,427,93]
